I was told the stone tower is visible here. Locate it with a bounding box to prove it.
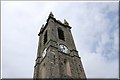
[33,12,86,79]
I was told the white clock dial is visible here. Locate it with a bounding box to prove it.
[59,44,69,53]
[42,48,47,58]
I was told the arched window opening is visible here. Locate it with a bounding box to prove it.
[58,28,65,41]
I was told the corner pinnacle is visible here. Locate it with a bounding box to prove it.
[49,12,54,17]
[64,19,69,26]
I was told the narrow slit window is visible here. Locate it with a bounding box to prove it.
[64,59,71,76]
[44,31,47,44]
[66,61,71,76]
[58,28,65,41]
[41,63,46,78]
[54,55,55,64]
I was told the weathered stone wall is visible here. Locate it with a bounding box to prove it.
[34,13,86,79]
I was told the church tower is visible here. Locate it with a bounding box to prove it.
[33,12,86,79]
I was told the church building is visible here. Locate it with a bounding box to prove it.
[33,12,86,79]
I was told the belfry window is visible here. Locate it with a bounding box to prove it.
[58,28,65,41]
[44,31,47,44]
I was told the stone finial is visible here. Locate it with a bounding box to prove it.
[64,19,69,26]
[40,24,44,31]
[49,12,54,17]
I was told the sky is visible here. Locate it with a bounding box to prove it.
[1,1,119,78]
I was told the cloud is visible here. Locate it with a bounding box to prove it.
[82,52,118,78]
[67,2,119,78]
[1,1,119,78]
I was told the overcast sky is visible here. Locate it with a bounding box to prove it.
[1,1,119,78]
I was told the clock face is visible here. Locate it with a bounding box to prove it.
[42,48,47,58]
[59,44,69,53]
